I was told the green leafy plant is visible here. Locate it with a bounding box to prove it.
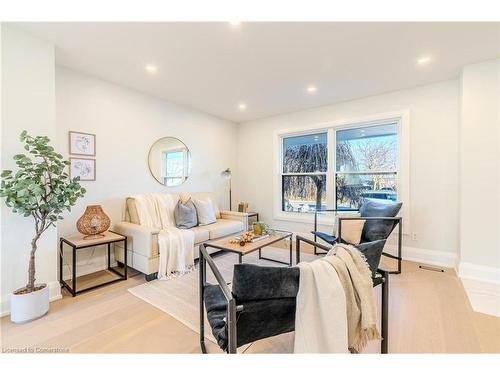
[0,131,86,294]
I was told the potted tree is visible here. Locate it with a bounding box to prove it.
[0,131,86,323]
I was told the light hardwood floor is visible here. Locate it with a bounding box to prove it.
[1,245,499,354]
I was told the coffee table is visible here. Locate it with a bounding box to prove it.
[201,230,295,266]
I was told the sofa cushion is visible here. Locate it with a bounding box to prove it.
[126,197,141,225]
[182,192,221,219]
[193,198,217,226]
[205,219,244,239]
[174,199,198,229]
[190,226,210,244]
[359,200,402,242]
[126,192,218,225]
[126,193,181,226]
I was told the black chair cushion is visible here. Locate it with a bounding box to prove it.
[203,283,296,350]
[311,231,337,245]
[204,284,229,349]
[359,200,402,242]
[236,298,297,348]
[232,263,299,302]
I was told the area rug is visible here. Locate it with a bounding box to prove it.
[128,247,317,344]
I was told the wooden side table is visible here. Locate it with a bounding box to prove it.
[59,230,127,297]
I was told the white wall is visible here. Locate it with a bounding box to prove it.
[1,25,60,315]
[235,80,460,264]
[458,59,500,280]
[56,67,237,276]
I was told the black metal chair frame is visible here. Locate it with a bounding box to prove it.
[313,209,403,274]
[199,240,389,354]
[199,243,239,354]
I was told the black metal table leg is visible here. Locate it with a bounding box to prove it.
[107,243,111,269]
[238,253,242,264]
[59,240,63,284]
[123,238,128,279]
[289,236,293,266]
[71,245,76,297]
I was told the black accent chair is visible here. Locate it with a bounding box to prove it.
[199,240,389,354]
[311,200,403,274]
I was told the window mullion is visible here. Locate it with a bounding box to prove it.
[327,128,335,210]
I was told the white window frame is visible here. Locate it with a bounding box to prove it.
[273,110,410,232]
[280,131,330,213]
[162,148,189,186]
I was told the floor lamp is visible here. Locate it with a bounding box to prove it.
[221,168,232,211]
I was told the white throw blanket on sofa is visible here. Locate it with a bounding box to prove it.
[132,194,195,280]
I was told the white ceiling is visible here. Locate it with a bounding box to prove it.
[13,22,500,123]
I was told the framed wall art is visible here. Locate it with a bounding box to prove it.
[69,158,96,181]
[69,131,96,156]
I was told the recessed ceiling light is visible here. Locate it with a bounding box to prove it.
[306,85,317,93]
[417,56,432,65]
[145,64,158,73]
[238,103,247,110]
[229,21,241,26]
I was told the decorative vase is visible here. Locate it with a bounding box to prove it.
[76,205,110,239]
[253,222,263,235]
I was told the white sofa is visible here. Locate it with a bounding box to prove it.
[113,192,248,280]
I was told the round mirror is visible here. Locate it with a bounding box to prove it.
[148,137,192,187]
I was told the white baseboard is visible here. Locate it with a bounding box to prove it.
[295,231,457,268]
[458,263,499,317]
[0,280,62,318]
[399,245,457,268]
[460,277,500,317]
[458,262,500,285]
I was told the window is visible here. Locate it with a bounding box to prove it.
[336,123,398,209]
[281,133,327,213]
[164,149,189,187]
[279,120,400,216]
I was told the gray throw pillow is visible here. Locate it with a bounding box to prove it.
[356,239,387,276]
[359,200,402,242]
[174,199,198,229]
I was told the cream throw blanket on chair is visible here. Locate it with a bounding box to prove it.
[294,260,348,353]
[294,244,380,353]
[132,194,195,280]
[324,244,381,353]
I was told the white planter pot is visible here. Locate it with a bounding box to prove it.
[10,283,49,323]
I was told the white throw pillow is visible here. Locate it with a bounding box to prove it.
[336,217,365,245]
[193,198,217,226]
[333,212,361,236]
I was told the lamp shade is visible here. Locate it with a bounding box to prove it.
[221,168,232,179]
[76,205,110,239]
